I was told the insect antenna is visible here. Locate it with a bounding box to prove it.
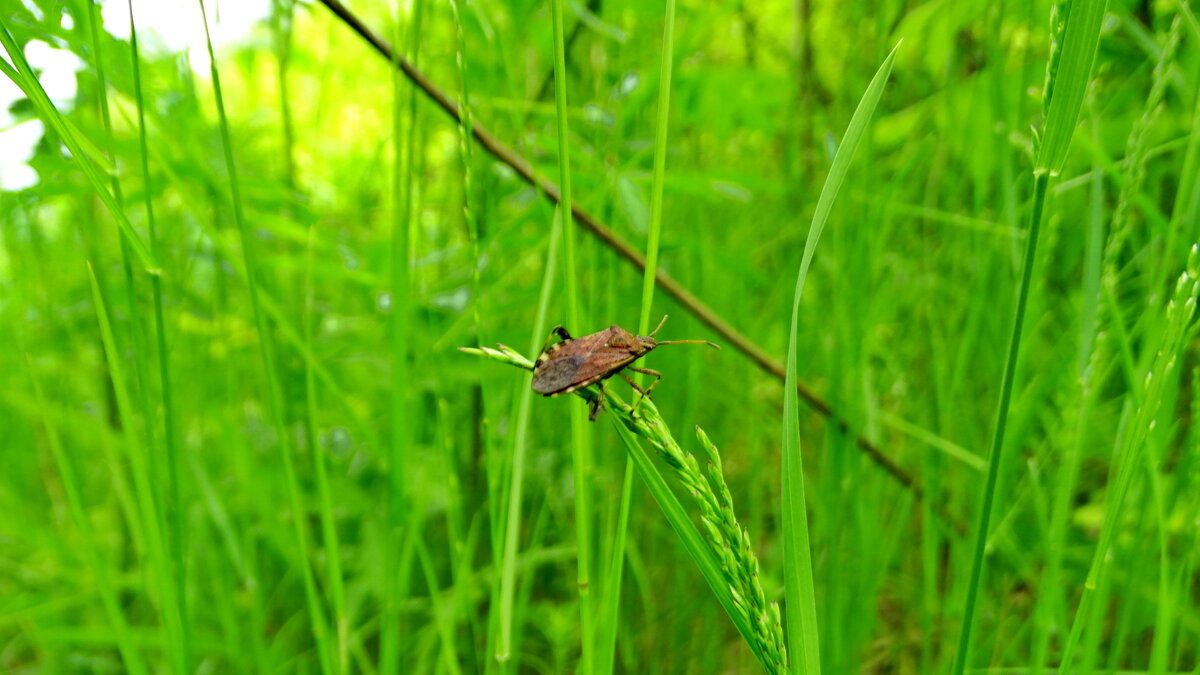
[648,314,669,337]
[656,339,721,349]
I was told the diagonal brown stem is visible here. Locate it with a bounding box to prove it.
[316,0,933,511]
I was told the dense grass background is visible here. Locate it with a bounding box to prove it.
[2,0,1199,672]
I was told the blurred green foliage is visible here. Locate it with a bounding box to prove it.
[2,0,1199,673]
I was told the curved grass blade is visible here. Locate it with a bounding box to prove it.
[782,42,900,675]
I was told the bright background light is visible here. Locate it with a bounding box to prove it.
[0,0,271,192]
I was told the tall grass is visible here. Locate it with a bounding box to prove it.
[781,42,899,675]
[4,1,1200,673]
[952,2,1106,672]
[381,0,424,669]
[124,2,190,670]
[548,1,595,671]
[197,0,333,671]
[22,357,146,675]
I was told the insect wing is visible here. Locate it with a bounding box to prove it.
[532,354,586,394]
[567,348,637,388]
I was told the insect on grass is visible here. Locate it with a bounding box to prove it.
[531,315,719,420]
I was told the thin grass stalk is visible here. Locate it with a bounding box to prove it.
[1168,51,1200,250]
[448,11,484,665]
[382,3,411,669]
[270,0,298,191]
[24,356,147,675]
[125,3,189,668]
[435,396,474,671]
[951,171,1048,674]
[951,2,1106,671]
[595,2,680,671]
[202,260,273,672]
[549,0,594,669]
[1145,442,1173,675]
[451,0,483,345]
[305,223,348,673]
[83,5,189,670]
[497,217,563,668]
[1058,247,1200,671]
[781,42,899,675]
[1035,333,1107,672]
[596,460,634,675]
[382,1,424,669]
[196,2,334,670]
[85,264,173,669]
[636,0,676,339]
[414,534,465,675]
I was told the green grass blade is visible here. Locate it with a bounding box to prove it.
[82,3,190,669]
[1034,0,1107,176]
[382,0,423,668]
[497,217,563,668]
[23,356,147,675]
[85,262,172,667]
[782,42,900,675]
[636,0,676,338]
[549,0,594,670]
[305,223,348,673]
[195,1,333,670]
[608,418,773,672]
[1057,248,1200,671]
[0,18,159,273]
[596,2,679,671]
[124,2,190,669]
[953,3,1106,672]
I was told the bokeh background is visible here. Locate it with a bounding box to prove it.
[2,0,1198,672]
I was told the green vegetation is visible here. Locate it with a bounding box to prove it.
[2,0,1199,673]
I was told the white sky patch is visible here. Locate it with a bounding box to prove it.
[0,127,41,191]
[101,0,271,74]
[0,43,80,190]
[0,0,270,192]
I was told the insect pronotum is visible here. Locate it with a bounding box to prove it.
[531,315,719,420]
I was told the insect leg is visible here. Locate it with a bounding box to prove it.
[537,325,574,359]
[588,381,606,421]
[619,371,648,396]
[623,367,662,413]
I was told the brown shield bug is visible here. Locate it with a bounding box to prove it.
[531,315,719,420]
